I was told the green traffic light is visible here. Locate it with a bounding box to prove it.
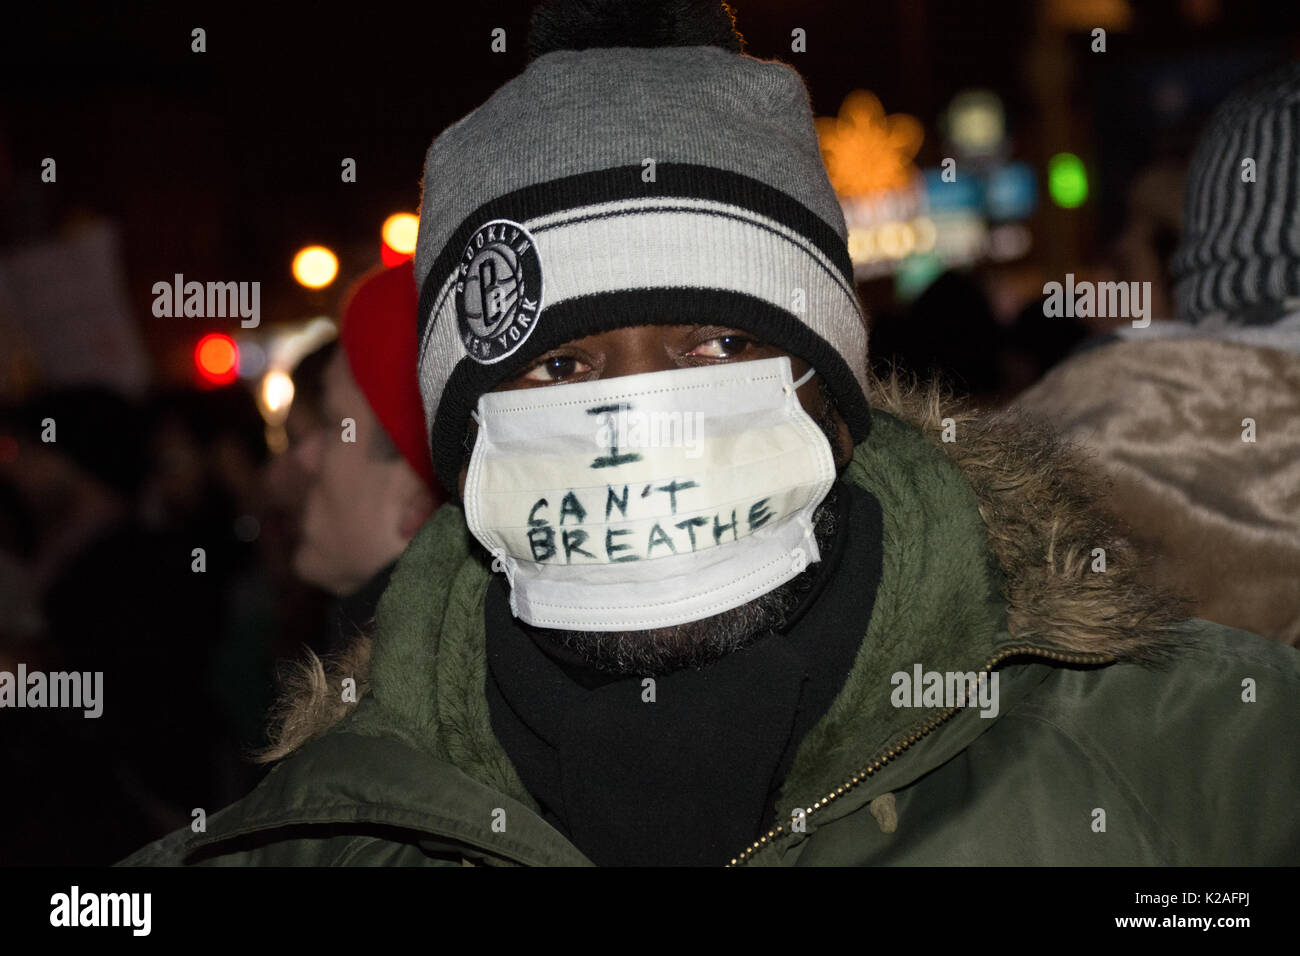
[1048,152,1088,208]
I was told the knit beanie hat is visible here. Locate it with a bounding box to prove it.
[414,0,871,494]
[339,260,440,491]
[1171,60,1300,324]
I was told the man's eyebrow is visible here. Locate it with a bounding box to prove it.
[696,324,764,340]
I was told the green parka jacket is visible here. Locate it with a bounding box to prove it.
[121,381,1300,867]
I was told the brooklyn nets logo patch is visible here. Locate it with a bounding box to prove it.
[454,218,543,364]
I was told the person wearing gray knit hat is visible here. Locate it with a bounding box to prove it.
[413,0,870,653]
[123,1,1300,870]
[1017,59,1300,646]
[1171,60,1300,331]
[415,11,871,498]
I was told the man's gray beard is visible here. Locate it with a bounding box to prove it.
[540,385,848,677]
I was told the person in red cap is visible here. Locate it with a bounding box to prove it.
[291,260,445,642]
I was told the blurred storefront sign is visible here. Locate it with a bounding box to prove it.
[820,89,1038,285]
[0,219,151,398]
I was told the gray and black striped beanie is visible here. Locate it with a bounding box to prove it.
[1171,60,1300,323]
[414,7,870,494]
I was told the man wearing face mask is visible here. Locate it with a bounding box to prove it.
[123,0,1300,868]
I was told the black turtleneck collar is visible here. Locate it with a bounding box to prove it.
[485,481,884,866]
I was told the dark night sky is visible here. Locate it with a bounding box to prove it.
[3,0,1297,374]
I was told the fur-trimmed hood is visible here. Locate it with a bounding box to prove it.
[258,374,1187,773]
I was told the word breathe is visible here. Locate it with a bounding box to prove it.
[1042,273,1151,328]
[50,886,151,936]
[526,482,776,564]
[0,665,102,718]
[591,405,705,459]
[890,665,999,718]
[152,273,260,328]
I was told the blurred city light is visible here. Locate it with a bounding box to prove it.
[235,339,267,379]
[253,317,338,433]
[194,333,238,386]
[381,213,419,266]
[261,369,295,414]
[986,162,1038,220]
[1048,153,1089,208]
[817,90,924,198]
[292,245,339,289]
[265,316,337,371]
[945,89,1005,158]
[895,252,946,302]
[987,223,1034,260]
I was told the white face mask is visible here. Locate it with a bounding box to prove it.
[464,356,837,631]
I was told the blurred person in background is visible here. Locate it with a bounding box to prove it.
[261,340,338,576]
[140,388,267,535]
[0,388,229,861]
[0,476,42,650]
[141,386,289,795]
[257,340,337,662]
[1110,158,1186,327]
[290,260,445,655]
[1017,62,1300,646]
[871,270,1006,404]
[1004,157,1186,394]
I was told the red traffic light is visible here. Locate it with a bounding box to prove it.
[195,333,239,386]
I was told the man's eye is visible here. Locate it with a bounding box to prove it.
[690,335,755,359]
[522,355,590,382]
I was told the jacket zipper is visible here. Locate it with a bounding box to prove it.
[726,644,1115,866]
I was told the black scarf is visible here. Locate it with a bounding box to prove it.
[485,481,883,866]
